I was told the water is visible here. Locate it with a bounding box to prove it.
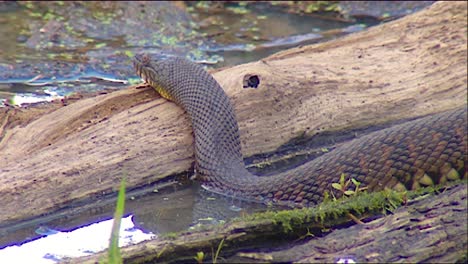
[0,1,381,107]
[0,183,270,263]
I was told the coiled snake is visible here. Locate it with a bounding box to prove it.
[134,54,467,208]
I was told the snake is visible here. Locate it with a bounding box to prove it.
[134,54,467,208]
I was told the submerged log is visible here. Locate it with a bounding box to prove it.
[0,1,466,226]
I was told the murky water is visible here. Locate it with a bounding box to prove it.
[0,181,273,262]
[0,1,385,107]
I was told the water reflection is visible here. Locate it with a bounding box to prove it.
[0,181,271,263]
[132,183,269,235]
[0,215,155,263]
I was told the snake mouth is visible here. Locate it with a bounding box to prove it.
[133,54,150,78]
[134,53,158,86]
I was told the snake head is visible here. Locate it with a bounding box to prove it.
[133,53,214,103]
[134,53,181,100]
[134,53,167,87]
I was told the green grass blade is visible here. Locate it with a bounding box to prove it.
[107,176,126,264]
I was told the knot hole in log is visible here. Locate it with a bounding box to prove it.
[243,74,260,89]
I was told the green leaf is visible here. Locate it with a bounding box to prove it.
[339,173,346,186]
[108,175,126,264]
[332,183,342,190]
[212,238,225,264]
[351,178,361,187]
[194,251,205,263]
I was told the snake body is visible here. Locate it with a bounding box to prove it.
[134,54,467,207]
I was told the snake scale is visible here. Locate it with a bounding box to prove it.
[134,54,467,208]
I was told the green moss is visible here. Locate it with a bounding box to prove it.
[234,184,454,233]
[456,252,467,264]
[94,42,107,49]
[154,181,465,247]
[29,11,43,18]
[161,232,179,240]
[226,6,249,15]
[195,2,210,10]
[161,36,178,46]
[92,10,115,24]
[302,1,340,13]
[124,50,134,58]
[43,12,56,21]
[24,2,35,9]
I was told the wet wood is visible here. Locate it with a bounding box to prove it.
[68,183,467,263]
[0,1,466,225]
[254,184,467,263]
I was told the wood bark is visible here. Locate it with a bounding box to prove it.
[0,1,466,225]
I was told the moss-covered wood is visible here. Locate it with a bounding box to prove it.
[67,182,466,263]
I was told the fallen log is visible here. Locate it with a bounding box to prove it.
[68,183,467,263]
[0,1,466,225]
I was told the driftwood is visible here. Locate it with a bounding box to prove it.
[0,1,466,227]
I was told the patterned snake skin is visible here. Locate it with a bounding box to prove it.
[134,54,467,208]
